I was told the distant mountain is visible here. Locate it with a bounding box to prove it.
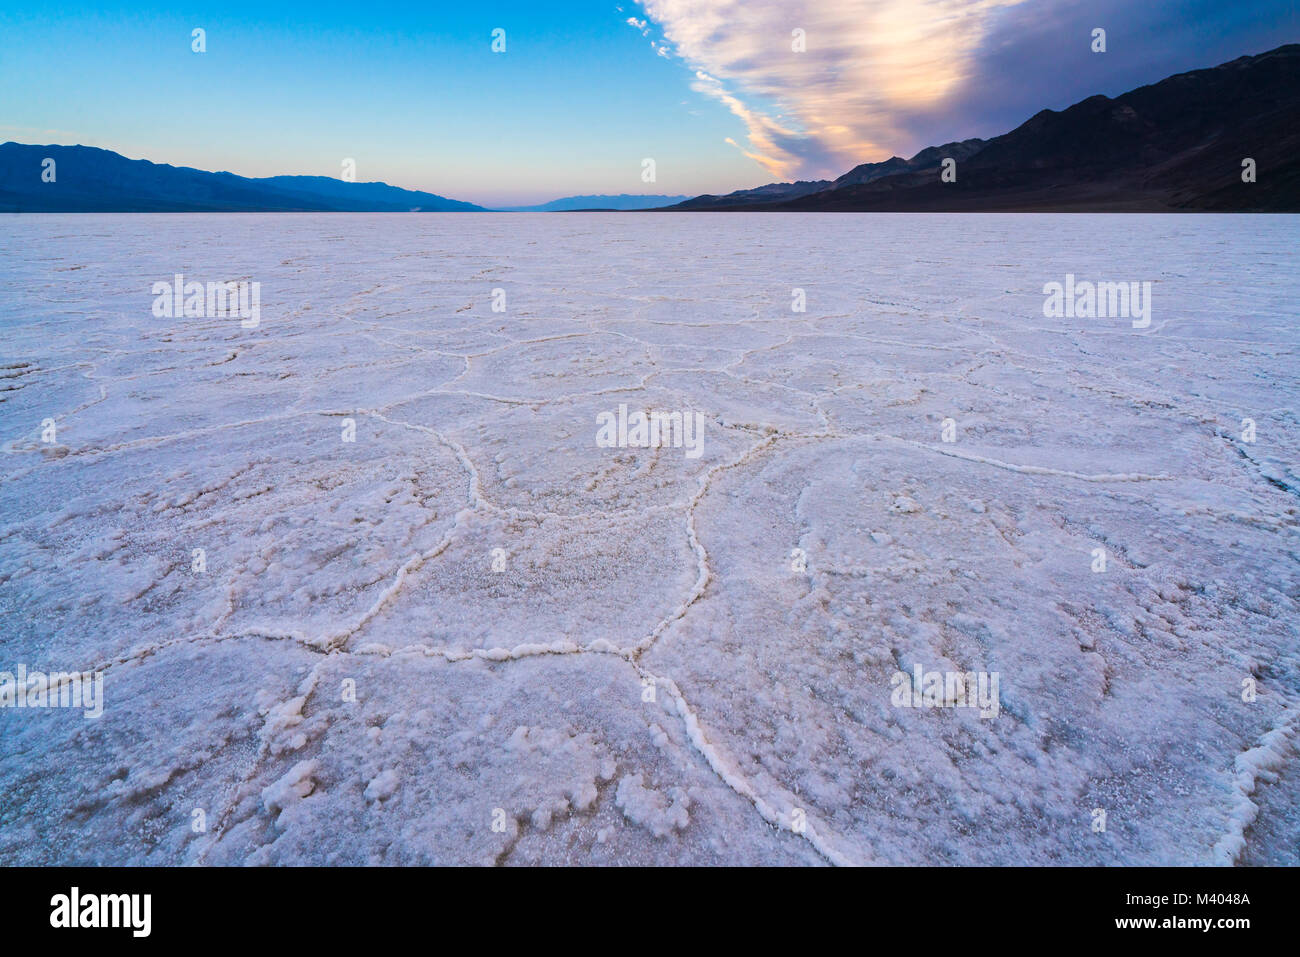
[665,43,1300,212]
[497,194,690,211]
[671,179,832,210]
[0,144,483,212]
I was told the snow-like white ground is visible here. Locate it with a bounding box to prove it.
[1,212,1296,865]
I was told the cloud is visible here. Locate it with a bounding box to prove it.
[0,125,85,141]
[640,0,1026,179]
[918,0,1300,149]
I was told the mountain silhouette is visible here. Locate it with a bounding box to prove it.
[663,43,1300,212]
[0,144,483,212]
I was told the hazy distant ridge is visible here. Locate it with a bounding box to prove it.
[495,194,690,211]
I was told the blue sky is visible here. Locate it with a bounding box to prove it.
[1,1,1295,206]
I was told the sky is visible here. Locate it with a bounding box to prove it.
[0,1,1295,206]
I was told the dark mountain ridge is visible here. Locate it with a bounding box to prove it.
[663,43,1300,212]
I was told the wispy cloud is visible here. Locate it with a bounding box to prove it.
[640,0,1026,179]
[0,125,86,142]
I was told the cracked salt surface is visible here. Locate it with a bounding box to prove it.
[1,212,1297,865]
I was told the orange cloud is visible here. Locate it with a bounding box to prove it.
[641,0,1025,178]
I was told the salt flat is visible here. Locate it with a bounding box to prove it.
[0,212,1296,865]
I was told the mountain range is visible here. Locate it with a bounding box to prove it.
[666,43,1299,212]
[0,145,484,212]
[3,43,1296,214]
